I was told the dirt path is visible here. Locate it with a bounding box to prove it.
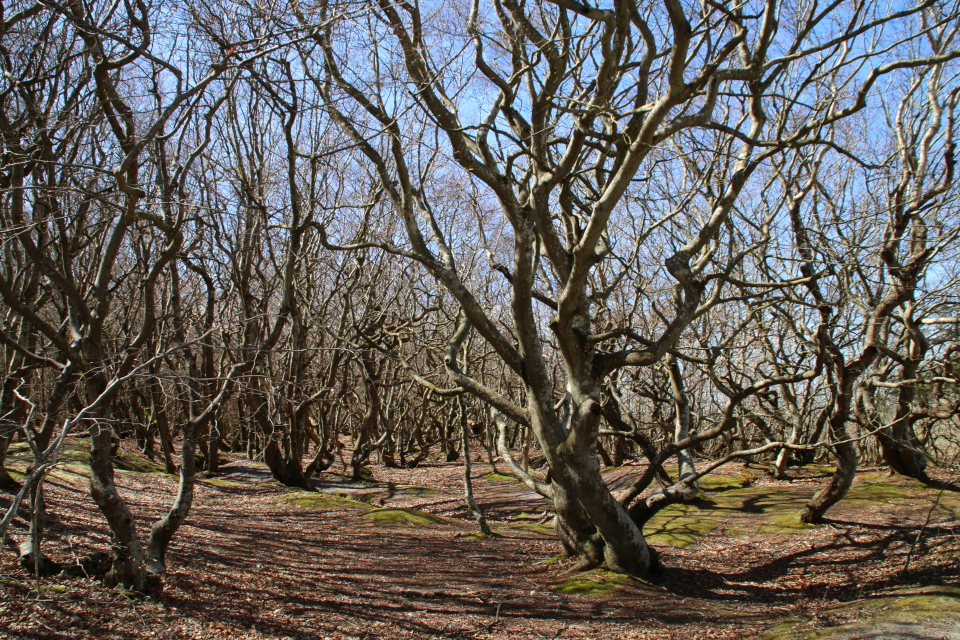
[2,447,959,639]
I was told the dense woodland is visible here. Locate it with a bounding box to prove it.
[1,0,959,596]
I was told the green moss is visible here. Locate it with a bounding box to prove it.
[639,485,814,540]
[11,440,167,477]
[394,483,440,495]
[554,570,629,597]
[361,508,451,527]
[324,474,439,495]
[933,493,960,518]
[705,485,808,515]
[10,441,89,465]
[281,492,371,510]
[49,462,90,485]
[511,522,555,535]
[645,503,719,547]
[201,478,249,488]
[38,585,67,594]
[674,473,950,537]
[114,452,165,474]
[756,588,960,639]
[483,471,523,485]
[843,479,912,506]
[344,491,380,504]
[514,510,552,522]
[799,463,837,475]
[891,593,960,613]
[758,510,816,534]
[755,620,806,640]
[697,470,758,492]
[464,531,489,540]
[1,578,27,592]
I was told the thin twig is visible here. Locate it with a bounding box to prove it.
[903,469,955,574]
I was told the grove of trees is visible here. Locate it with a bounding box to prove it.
[1,0,959,590]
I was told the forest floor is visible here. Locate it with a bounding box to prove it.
[1,441,959,640]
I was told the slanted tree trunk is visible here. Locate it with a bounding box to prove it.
[89,421,148,589]
[800,369,858,524]
[19,482,58,577]
[146,417,199,573]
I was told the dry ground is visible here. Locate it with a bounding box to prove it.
[1,442,959,640]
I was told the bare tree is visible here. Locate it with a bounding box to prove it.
[302,0,960,574]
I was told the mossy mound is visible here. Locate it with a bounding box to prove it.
[757,510,816,535]
[9,441,89,464]
[697,469,759,492]
[48,462,91,485]
[510,522,555,535]
[843,475,913,506]
[324,474,440,496]
[391,483,440,496]
[361,508,450,527]
[757,587,960,640]
[535,554,564,566]
[7,467,26,480]
[281,491,371,511]
[483,471,523,485]
[702,486,812,534]
[644,503,719,547]
[200,478,250,488]
[1,578,28,594]
[113,451,166,474]
[641,479,822,543]
[7,439,166,478]
[798,463,838,476]
[645,464,757,493]
[463,531,490,540]
[553,569,630,597]
[930,490,960,519]
[38,585,68,594]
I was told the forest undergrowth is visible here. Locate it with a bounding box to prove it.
[1,441,959,640]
